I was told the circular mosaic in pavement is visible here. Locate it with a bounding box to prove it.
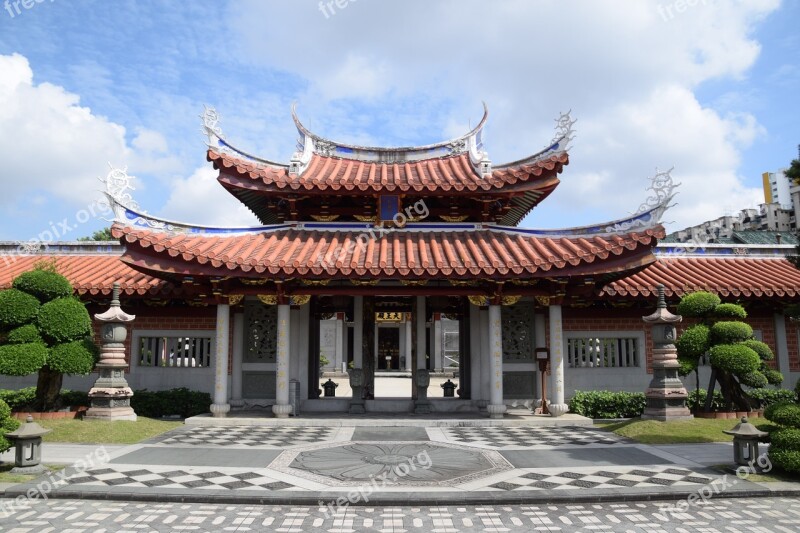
[270,441,513,487]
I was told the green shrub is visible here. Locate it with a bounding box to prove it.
[796,379,800,399]
[36,298,92,344]
[747,388,796,408]
[59,389,89,407]
[0,343,48,376]
[12,269,72,302]
[676,291,720,317]
[0,399,20,453]
[713,303,747,319]
[763,369,784,386]
[709,344,760,376]
[0,387,37,410]
[130,388,211,418]
[677,353,699,376]
[48,339,97,375]
[6,324,42,344]
[741,339,774,361]
[710,321,753,344]
[769,448,800,474]
[0,289,40,329]
[765,401,800,428]
[687,388,726,411]
[676,324,710,359]
[739,371,768,389]
[568,390,646,419]
[770,427,800,451]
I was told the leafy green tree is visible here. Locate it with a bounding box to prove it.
[785,151,800,185]
[0,267,99,411]
[77,227,114,241]
[675,291,781,412]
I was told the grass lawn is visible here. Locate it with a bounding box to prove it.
[36,417,182,444]
[0,463,65,484]
[597,417,779,444]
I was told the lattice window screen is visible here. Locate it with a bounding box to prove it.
[501,301,535,362]
[244,301,277,363]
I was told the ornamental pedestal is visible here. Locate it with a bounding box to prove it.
[85,283,137,421]
[641,284,692,421]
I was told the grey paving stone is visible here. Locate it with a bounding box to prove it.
[110,446,281,467]
[500,446,667,468]
[351,426,430,441]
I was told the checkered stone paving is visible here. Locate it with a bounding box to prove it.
[154,425,338,447]
[1,499,799,532]
[441,425,628,448]
[57,465,301,491]
[490,465,714,491]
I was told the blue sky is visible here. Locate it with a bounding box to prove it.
[0,0,797,243]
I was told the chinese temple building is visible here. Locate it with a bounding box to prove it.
[1,106,799,417]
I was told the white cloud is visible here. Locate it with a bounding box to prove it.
[158,166,260,227]
[225,0,779,230]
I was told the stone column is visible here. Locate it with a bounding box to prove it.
[433,313,443,373]
[548,304,568,417]
[642,285,691,420]
[353,296,363,368]
[487,304,506,418]
[334,313,345,371]
[210,303,231,418]
[416,296,427,370]
[774,313,791,377]
[405,318,413,371]
[478,307,490,409]
[86,283,137,421]
[273,303,292,418]
[534,311,547,411]
[230,312,244,408]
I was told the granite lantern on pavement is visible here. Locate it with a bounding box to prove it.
[5,415,51,474]
[641,284,692,420]
[85,283,137,421]
[724,416,769,468]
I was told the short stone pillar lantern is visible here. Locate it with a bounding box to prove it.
[85,283,137,421]
[348,368,366,414]
[5,415,51,474]
[441,379,456,398]
[323,379,338,397]
[724,417,769,467]
[414,369,432,414]
[641,284,692,420]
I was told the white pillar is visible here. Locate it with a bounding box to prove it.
[405,318,413,371]
[469,304,482,401]
[334,313,344,370]
[534,311,546,406]
[210,303,231,417]
[479,307,490,407]
[353,296,363,368]
[548,304,568,417]
[272,303,292,418]
[433,314,443,372]
[416,296,426,369]
[774,313,791,375]
[230,312,244,408]
[487,304,506,418]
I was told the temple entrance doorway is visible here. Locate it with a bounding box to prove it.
[377,327,401,371]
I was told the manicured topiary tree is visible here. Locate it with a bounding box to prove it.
[765,401,800,474]
[675,291,781,412]
[0,399,20,453]
[0,265,98,411]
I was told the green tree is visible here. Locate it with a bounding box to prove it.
[0,267,99,411]
[785,150,800,185]
[675,291,781,412]
[77,227,114,241]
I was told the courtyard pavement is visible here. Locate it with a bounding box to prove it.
[2,423,799,508]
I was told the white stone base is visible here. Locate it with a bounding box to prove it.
[487,404,506,419]
[84,407,137,421]
[548,403,569,417]
[272,404,292,418]
[210,403,230,418]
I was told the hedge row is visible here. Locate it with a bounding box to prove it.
[0,387,210,418]
[765,401,800,474]
[568,391,646,419]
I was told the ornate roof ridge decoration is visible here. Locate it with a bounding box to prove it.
[655,243,796,259]
[200,105,289,170]
[105,193,293,236]
[291,102,490,169]
[494,110,576,170]
[604,167,678,233]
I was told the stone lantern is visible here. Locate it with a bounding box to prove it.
[5,415,51,474]
[641,284,692,420]
[724,417,769,468]
[85,283,137,421]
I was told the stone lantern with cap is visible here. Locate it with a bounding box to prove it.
[724,417,769,468]
[5,415,51,474]
[85,283,137,421]
[641,284,692,420]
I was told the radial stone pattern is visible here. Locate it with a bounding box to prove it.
[277,441,512,487]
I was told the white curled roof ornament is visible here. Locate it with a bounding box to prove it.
[604,167,679,233]
[201,105,225,147]
[100,163,138,211]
